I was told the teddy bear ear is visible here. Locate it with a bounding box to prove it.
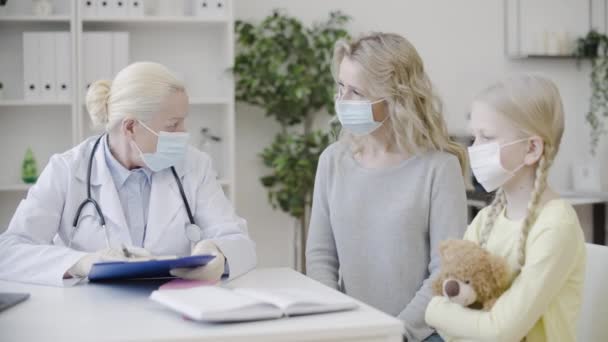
[438,239,461,262]
[438,240,452,260]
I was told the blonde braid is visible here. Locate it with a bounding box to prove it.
[479,189,506,248]
[517,148,553,268]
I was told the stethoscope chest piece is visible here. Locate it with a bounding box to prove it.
[185,223,202,243]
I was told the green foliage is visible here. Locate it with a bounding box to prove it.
[234,10,349,128]
[577,30,608,155]
[22,148,38,184]
[260,132,330,219]
[576,30,608,59]
[589,57,608,156]
[234,10,350,221]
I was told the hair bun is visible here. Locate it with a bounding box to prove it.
[86,80,112,127]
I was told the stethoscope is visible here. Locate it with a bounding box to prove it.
[68,134,203,248]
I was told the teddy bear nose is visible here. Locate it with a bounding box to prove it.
[445,280,460,297]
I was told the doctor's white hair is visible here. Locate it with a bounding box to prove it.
[86,62,185,130]
[477,75,564,271]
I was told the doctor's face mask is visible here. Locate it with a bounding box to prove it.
[131,120,189,172]
[129,91,190,172]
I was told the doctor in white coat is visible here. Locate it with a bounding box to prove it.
[0,62,256,286]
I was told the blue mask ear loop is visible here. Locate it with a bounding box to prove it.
[370,99,389,132]
[131,120,159,162]
[138,120,159,137]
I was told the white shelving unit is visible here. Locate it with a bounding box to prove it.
[0,16,71,22]
[82,16,229,24]
[0,0,77,231]
[0,0,236,230]
[0,184,33,192]
[0,100,72,107]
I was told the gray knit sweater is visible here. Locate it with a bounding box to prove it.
[306,142,468,341]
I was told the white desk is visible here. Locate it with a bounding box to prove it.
[0,268,404,342]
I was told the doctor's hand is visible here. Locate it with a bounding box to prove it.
[67,247,152,278]
[169,240,226,282]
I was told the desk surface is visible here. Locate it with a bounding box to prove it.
[0,268,403,342]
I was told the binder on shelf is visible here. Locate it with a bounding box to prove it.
[193,0,210,17]
[212,0,227,17]
[39,33,56,100]
[83,33,96,94]
[83,32,112,94]
[97,0,112,17]
[127,0,144,17]
[111,32,129,76]
[110,0,127,17]
[82,0,97,18]
[54,32,71,101]
[23,32,40,100]
[94,32,113,81]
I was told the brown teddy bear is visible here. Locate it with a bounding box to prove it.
[432,239,512,310]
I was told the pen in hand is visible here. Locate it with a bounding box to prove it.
[121,244,132,258]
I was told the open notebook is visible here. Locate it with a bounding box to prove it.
[150,286,358,322]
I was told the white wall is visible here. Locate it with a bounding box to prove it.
[234,0,603,268]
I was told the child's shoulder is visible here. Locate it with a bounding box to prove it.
[531,199,582,240]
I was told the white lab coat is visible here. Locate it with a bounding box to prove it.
[0,136,257,286]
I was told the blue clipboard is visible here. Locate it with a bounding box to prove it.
[88,255,216,282]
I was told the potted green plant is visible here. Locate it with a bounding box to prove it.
[572,30,608,191]
[578,30,608,156]
[22,148,38,184]
[587,56,608,157]
[575,30,606,59]
[233,10,350,271]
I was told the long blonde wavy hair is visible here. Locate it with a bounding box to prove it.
[332,32,468,175]
[476,75,565,270]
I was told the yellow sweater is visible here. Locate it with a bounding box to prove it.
[425,199,586,342]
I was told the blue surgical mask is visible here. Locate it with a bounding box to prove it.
[335,98,386,135]
[132,120,189,172]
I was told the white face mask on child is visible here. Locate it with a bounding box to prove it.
[468,139,528,192]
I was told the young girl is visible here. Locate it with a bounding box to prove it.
[425,75,586,341]
[306,32,469,342]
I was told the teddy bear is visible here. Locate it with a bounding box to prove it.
[432,239,512,310]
